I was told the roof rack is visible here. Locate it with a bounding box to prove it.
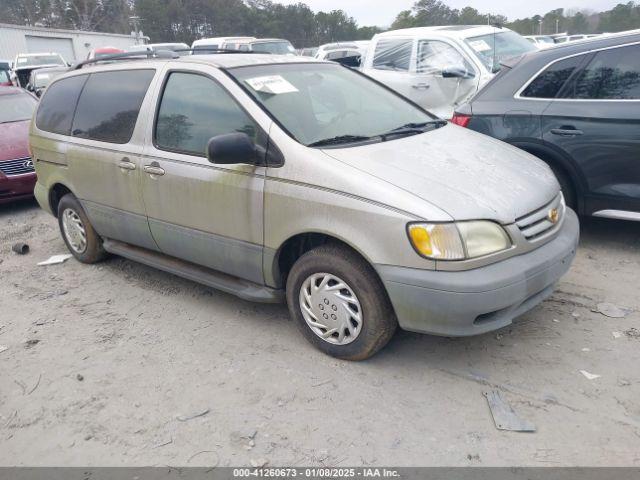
[73,47,270,70]
[73,49,178,70]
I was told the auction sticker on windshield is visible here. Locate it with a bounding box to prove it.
[468,40,491,52]
[245,75,298,94]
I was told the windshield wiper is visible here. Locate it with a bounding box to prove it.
[308,135,374,147]
[380,120,447,140]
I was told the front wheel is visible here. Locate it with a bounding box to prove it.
[57,194,107,264]
[286,244,397,360]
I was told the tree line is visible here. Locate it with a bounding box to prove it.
[1,0,640,48]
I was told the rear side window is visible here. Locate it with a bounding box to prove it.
[569,44,640,100]
[154,72,257,156]
[372,38,412,72]
[36,75,87,135]
[521,55,583,98]
[71,69,155,143]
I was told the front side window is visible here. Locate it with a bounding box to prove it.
[155,72,257,156]
[521,55,584,98]
[0,93,37,123]
[36,74,88,135]
[230,63,438,146]
[465,31,536,73]
[568,44,640,100]
[372,38,412,72]
[0,70,10,83]
[417,40,472,75]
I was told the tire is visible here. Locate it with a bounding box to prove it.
[286,244,397,360]
[57,193,107,264]
[549,164,576,210]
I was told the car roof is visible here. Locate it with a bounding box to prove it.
[16,52,63,57]
[193,37,255,45]
[69,53,324,75]
[233,38,290,44]
[375,25,511,40]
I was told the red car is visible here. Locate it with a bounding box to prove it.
[86,47,125,60]
[0,87,38,204]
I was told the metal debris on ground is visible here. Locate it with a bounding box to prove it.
[484,390,536,432]
[596,302,631,318]
[579,370,601,380]
[612,331,623,339]
[177,408,210,422]
[0,345,8,354]
[625,328,640,339]
[37,254,73,266]
[12,242,29,255]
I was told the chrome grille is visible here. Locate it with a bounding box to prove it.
[0,157,34,176]
[516,194,564,241]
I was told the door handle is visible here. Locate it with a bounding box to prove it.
[550,127,583,137]
[118,158,136,171]
[143,162,165,176]
[411,83,430,90]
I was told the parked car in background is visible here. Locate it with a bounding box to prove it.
[87,47,125,59]
[26,66,68,97]
[0,87,38,203]
[361,25,537,118]
[524,35,556,49]
[223,38,295,54]
[315,43,363,67]
[453,30,640,221]
[12,53,67,88]
[128,43,190,56]
[192,37,255,54]
[299,47,319,57]
[1,59,13,86]
[31,53,578,359]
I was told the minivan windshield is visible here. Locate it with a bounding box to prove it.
[465,31,536,73]
[230,63,441,147]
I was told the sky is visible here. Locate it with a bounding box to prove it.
[277,0,625,27]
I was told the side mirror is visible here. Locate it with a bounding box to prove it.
[442,66,475,79]
[207,132,256,165]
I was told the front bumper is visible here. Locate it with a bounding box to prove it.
[0,172,36,204]
[376,208,580,336]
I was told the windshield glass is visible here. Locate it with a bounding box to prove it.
[465,31,536,72]
[230,63,437,146]
[0,94,37,123]
[252,42,295,55]
[33,70,64,88]
[16,54,65,68]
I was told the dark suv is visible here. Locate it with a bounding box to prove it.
[453,31,640,221]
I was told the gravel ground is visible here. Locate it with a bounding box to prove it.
[0,199,639,467]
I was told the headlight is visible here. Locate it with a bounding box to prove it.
[408,221,511,260]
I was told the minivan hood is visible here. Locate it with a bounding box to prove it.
[321,124,559,224]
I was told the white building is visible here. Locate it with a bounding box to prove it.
[0,22,147,63]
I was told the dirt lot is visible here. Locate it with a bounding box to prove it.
[0,199,639,467]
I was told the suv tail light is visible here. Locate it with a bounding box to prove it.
[451,113,471,128]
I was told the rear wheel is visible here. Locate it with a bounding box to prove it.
[286,244,397,360]
[57,194,107,264]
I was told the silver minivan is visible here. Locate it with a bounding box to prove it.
[30,54,579,360]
